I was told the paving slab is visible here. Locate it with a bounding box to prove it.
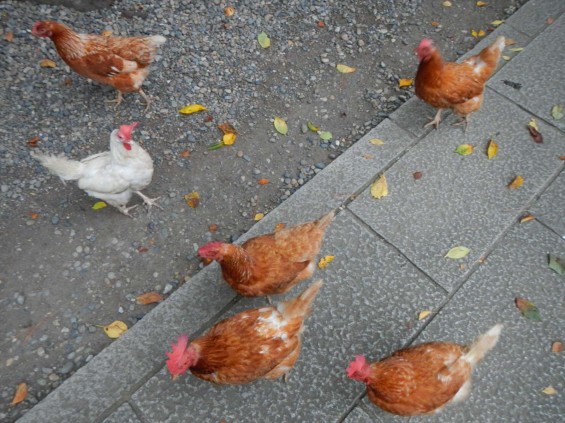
[490,14,565,132]
[505,0,565,37]
[130,210,446,423]
[406,220,565,422]
[530,172,565,237]
[102,403,141,423]
[349,89,565,291]
[343,406,377,423]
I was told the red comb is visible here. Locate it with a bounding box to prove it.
[166,334,189,360]
[346,355,367,377]
[118,122,139,142]
[197,241,223,257]
[417,38,434,49]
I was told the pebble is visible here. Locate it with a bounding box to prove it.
[59,361,74,374]
[163,283,174,295]
[51,215,60,225]
[48,373,60,382]
[15,293,25,305]
[1,185,8,193]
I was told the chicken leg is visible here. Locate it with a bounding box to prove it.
[117,203,138,218]
[135,191,162,210]
[423,109,443,129]
[106,91,124,109]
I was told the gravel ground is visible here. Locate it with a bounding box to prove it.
[0,0,526,420]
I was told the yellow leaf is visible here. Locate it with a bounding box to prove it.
[507,175,524,189]
[39,59,57,68]
[101,320,128,339]
[491,20,504,26]
[418,310,432,320]
[478,29,486,37]
[222,133,236,146]
[503,55,511,61]
[528,118,539,131]
[476,1,488,6]
[509,47,524,52]
[442,1,452,7]
[274,117,288,135]
[336,64,356,74]
[398,78,414,88]
[370,174,388,199]
[136,292,164,305]
[307,121,320,132]
[487,139,498,159]
[254,213,264,221]
[471,30,478,37]
[184,192,200,208]
[445,246,470,259]
[101,29,113,37]
[317,255,335,269]
[92,201,107,210]
[179,104,207,115]
[471,29,486,38]
[224,6,235,17]
[542,386,557,395]
[11,383,28,406]
[257,32,271,48]
[455,144,474,156]
[520,214,535,223]
[369,138,385,146]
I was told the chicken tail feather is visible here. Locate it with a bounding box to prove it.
[277,279,323,321]
[463,324,503,366]
[31,152,84,181]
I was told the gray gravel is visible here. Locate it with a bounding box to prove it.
[0,0,525,421]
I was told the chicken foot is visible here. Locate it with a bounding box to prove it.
[423,109,443,129]
[138,89,152,112]
[106,91,124,109]
[117,203,138,218]
[452,115,470,133]
[135,191,163,210]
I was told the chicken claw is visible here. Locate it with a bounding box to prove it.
[106,91,124,109]
[118,203,138,218]
[138,89,152,112]
[135,191,163,210]
[423,109,443,129]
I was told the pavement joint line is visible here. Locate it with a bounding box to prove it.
[127,401,149,423]
[336,388,368,423]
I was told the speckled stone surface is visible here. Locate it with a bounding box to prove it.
[490,14,565,132]
[102,403,141,423]
[505,0,565,37]
[130,210,446,422]
[349,89,565,291]
[343,406,378,423]
[530,172,565,237]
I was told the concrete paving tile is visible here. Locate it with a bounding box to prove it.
[389,97,437,139]
[16,266,237,423]
[102,403,141,423]
[343,406,376,423]
[490,14,565,132]
[349,90,564,291]
[530,172,565,237]
[130,210,446,423]
[406,221,565,422]
[505,0,565,38]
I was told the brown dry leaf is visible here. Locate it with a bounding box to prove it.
[362,153,375,160]
[258,179,269,185]
[208,223,219,233]
[547,17,554,24]
[413,171,423,180]
[507,175,524,189]
[39,58,57,68]
[180,150,190,158]
[560,156,565,161]
[184,192,200,208]
[11,383,28,406]
[137,246,149,253]
[101,29,113,37]
[551,341,563,353]
[528,126,543,143]
[520,214,535,223]
[218,122,237,134]
[63,78,73,86]
[224,6,235,16]
[5,31,14,42]
[418,310,432,320]
[505,38,516,46]
[204,115,214,123]
[136,292,164,305]
[431,21,440,27]
[317,20,325,28]
[30,212,39,220]
[26,136,40,147]
[476,1,488,6]
[274,223,286,232]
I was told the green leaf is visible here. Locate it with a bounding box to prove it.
[307,121,320,132]
[257,32,271,48]
[445,246,470,259]
[92,201,107,210]
[318,131,332,140]
[455,144,474,156]
[548,254,565,275]
[207,142,225,150]
[274,117,288,135]
[551,104,563,120]
[515,297,541,321]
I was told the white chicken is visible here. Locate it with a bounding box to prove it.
[32,123,160,216]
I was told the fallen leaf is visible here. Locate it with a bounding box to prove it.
[370,175,388,199]
[502,55,511,61]
[208,223,219,232]
[552,341,563,353]
[180,149,191,158]
[318,131,332,140]
[547,17,555,24]
[204,115,214,123]
[528,125,542,142]
[442,1,452,7]
[317,255,335,269]
[520,214,535,223]
[63,77,73,85]
[5,31,14,42]
[217,122,236,134]
[476,1,488,6]
[101,29,113,37]
[509,47,524,52]
[10,383,28,406]
[507,175,524,189]
[336,64,356,74]
[445,246,470,259]
[257,32,271,48]
[258,179,269,185]
[560,156,565,161]
[431,21,440,27]
[471,29,486,38]
[542,386,557,395]
[514,297,541,321]
[137,246,148,253]
[101,320,128,339]
[179,104,207,115]
[317,20,325,28]
[274,223,286,232]
[184,192,200,208]
[505,38,516,46]
[207,142,224,151]
[551,104,563,120]
[92,201,107,210]
[487,139,498,159]
[222,133,236,146]
[455,144,474,156]
[369,138,384,146]
[307,121,320,132]
[548,254,565,275]
[274,117,288,135]
[30,212,39,220]
[491,20,504,26]
[503,80,522,90]
[398,78,414,88]
[362,153,375,160]
[136,292,164,305]
[254,213,264,221]
[40,59,57,68]
[413,171,423,180]
[418,310,432,320]
[224,6,235,16]
[26,136,40,147]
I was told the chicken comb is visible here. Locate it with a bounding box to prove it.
[346,355,367,377]
[166,334,189,361]
[197,241,224,258]
[417,38,434,50]
[118,122,139,142]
